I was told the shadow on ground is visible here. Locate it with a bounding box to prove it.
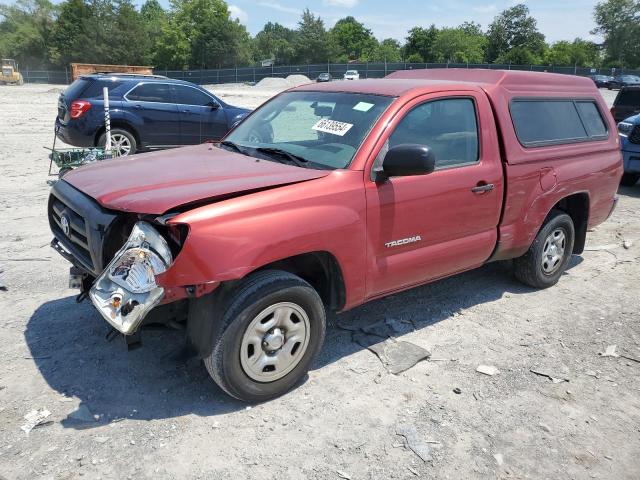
[25,258,582,426]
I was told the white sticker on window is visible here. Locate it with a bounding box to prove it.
[353,102,374,112]
[312,119,353,136]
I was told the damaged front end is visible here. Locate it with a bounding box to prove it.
[89,222,173,335]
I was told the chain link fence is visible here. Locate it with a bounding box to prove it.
[21,63,640,85]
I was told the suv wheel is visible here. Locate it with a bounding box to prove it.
[204,270,326,402]
[513,210,575,289]
[621,173,640,187]
[98,128,137,156]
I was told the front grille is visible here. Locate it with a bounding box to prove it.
[48,180,120,276]
[50,197,92,267]
[629,126,640,144]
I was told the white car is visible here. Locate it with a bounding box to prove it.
[343,70,360,80]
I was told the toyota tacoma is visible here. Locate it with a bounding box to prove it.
[48,69,622,402]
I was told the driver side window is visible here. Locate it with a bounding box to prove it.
[380,97,480,170]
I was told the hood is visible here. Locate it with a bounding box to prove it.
[63,143,331,214]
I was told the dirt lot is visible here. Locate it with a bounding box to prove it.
[0,83,638,480]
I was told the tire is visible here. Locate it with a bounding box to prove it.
[204,270,326,402]
[98,128,137,156]
[620,173,640,187]
[513,210,575,289]
[17,74,23,86]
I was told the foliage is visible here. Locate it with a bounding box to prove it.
[432,27,487,64]
[254,22,297,65]
[0,0,636,72]
[294,9,330,64]
[329,16,377,62]
[592,0,640,68]
[369,38,402,62]
[487,4,546,63]
[404,25,438,63]
[544,39,600,67]
[0,0,56,67]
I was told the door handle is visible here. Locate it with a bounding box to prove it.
[471,183,495,194]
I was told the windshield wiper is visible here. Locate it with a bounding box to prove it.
[219,140,247,155]
[254,147,310,168]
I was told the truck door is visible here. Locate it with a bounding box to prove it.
[364,91,503,298]
[171,84,228,145]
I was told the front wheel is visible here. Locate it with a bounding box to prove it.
[204,270,326,402]
[620,173,640,187]
[513,210,575,289]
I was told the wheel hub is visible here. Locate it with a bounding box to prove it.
[541,228,566,274]
[262,328,285,352]
[240,302,311,382]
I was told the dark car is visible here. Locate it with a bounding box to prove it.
[316,72,332,82]
[55,74,251,156]
[588,74,613,88]
[607,75,640,90]
[610,86,640,123]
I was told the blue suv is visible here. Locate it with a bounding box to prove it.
[55,74,251,156]
[618,114,640,186]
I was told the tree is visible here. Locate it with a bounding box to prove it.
[404,25,438,63]
[254,22,296,64]
[545,39,600,66]
[486,4,546,63]
[329,16,377,61]
[294,9,330,63]
[0,0,56,67]
[140,0,168,65]
[592,0,640,68]
[370,38,401,62]
[48,0,93,67]
[432,27,487,64]
[168,0,253,69]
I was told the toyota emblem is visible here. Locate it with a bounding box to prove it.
[60,214,71,236]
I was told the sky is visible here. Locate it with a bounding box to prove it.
[219,0,603,43]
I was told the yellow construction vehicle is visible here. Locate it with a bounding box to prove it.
[0,59,24,85]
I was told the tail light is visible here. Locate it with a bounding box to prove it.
[70,100,91,119]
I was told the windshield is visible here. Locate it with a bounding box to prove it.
[224,91,393,169]
[346,71,358,75]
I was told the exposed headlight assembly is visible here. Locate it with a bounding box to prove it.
[90,222,173,335]
[618,122,634,136]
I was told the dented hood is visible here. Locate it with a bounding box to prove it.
[63,143,331,214]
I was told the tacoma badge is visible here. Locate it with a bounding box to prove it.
[385,235,422,248]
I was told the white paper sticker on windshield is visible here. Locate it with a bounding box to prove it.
[312,119,353,136]
[353,102,374,112]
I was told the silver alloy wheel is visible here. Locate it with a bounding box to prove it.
[541,228,566,275]
[110,133,132,156]
[240,302,311,382]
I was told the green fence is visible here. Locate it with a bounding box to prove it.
[22,63,640,85]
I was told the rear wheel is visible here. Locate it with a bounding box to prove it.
[620,173,640,187]
[98,128,137,156]
[513,210,575,289]
[204,270,326,402]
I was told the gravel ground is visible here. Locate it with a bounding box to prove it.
[0,84,638,480]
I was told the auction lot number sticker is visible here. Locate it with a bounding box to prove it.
[312,119,353,136]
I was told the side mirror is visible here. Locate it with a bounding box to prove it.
[375,144,436,182]
[208,101,220,109]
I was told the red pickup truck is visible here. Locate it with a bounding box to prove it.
[48,69,622,402]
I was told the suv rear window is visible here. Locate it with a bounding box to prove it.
[510,99,608,147]
[615,89,640,107]
[63,79,90,99]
